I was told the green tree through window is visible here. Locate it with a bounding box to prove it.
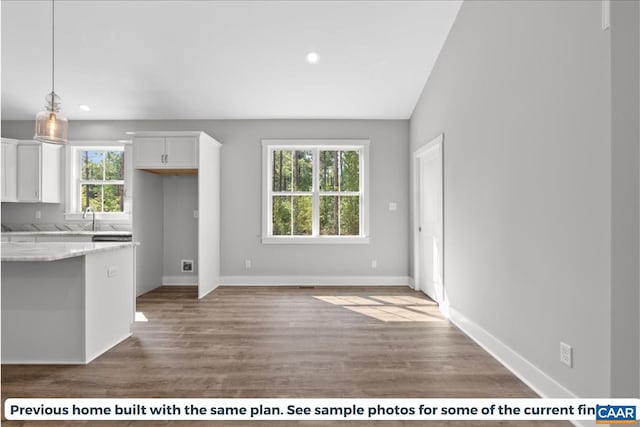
[266,143,366,239]
[79,150,124,212]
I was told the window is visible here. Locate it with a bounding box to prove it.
[262,139,370,244]
[66,143,130,220]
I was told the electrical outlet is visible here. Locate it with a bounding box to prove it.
[181,259,194,273]
[193,210,199,218]
[245,260,252,269]
[560,342,572,367]
[35,210,41,219]
[388,202,397,211]
[371,260,377,269]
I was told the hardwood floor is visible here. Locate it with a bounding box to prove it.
[1,286,569,426]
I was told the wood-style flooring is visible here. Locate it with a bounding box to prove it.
[1,286,569,426]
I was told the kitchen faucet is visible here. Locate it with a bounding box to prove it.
[82,206,96,232]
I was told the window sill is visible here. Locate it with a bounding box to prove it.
[262,236,370,245]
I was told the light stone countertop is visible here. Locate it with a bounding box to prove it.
[1,242,139,262]
[2,230,132,236]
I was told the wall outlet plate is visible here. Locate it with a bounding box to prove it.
[245,260,252,269]
[181,259,194,273]
[560,342,572,367]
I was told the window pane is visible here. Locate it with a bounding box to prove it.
[272,195,291,235]
[340,150,360,192]
[272,150,292,192]
[80,151,104,180]
[80,184,124,213]
[292,196,312,235]
[320,196,360,236]
[80,184,103,211]
[292,150,312,191]
[105,151,124,180]
[319,151,337,191]
[340,196,360,235]
[320,195,338,235]
[272,150,312,192]
[272,196,312,236]
[319,150,359,192]
[103,185,124,212]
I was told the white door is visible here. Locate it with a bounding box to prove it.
[414,134,444,304]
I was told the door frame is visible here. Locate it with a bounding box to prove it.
[412,133,445,309]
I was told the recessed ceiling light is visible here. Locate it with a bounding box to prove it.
[79,104,91,112]
[306,52,319,64]
[125,131,136,135]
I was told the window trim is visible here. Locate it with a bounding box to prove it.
[64,141,131,222]
[261,139,370,244]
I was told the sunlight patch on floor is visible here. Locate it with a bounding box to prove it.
[135,311,148,322]
[312,295,444,322]
[313,295,382,306]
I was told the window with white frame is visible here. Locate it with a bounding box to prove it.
[66,144,130,219]
[262,139,370,243]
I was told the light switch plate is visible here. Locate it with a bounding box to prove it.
[388,202,397,211]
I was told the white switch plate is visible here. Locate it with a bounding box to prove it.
[245,260,252,269]
[560,342,572,367]
[371,260,377,269]
[35,210,41,219]
[193,210,199,218]
[388,202,397,211]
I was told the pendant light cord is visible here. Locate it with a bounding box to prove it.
[51,0,55,96]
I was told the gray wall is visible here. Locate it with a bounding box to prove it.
[2,119,409,278]
[163,175,198,279]
[410,0,612,397]
[610,0,640,398]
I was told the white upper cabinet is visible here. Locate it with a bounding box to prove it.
[16,141,62,203]
[133,135,197,169]
[2,138,18,202]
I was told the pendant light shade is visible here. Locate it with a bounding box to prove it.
[34,0,68,144]
[35,92,68,144]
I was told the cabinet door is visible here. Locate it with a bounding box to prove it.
[165,137,197,168]
[133,137,165,168]
[2,142,18,202]
[40,144,62,203]
[17,145,40,202]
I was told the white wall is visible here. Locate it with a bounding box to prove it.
[410,0,612,397]
[2,119,409,280]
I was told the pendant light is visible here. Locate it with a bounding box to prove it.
[34,0,68,144]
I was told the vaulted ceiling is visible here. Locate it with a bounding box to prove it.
[1,1,461,120]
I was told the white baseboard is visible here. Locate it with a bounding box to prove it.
[448,307,592,427]
[162,276,197,286]
[219,275,411,286]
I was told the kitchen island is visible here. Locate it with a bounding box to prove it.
[1,242,137,364]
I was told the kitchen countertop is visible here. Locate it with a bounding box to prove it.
[1,242,139,262]
[2,230,132,236]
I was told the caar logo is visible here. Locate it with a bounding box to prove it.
[596,405,637,424]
